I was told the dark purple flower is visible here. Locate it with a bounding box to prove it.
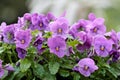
[110,50,120,62]
[49,17,69,38]
[15,29,32,49]
[76,33,92,52]
[87,18,106,36]
[93,35,112,57]
[33,33,43,51]
[47,36,67,58]
[3,24,15,44]
[37,48,45,55]
[73,58,98,77]
[16,47,27,59]
[0,60,4,78]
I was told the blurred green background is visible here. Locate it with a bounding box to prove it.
[0,0,120,32]
[0,0,28,24]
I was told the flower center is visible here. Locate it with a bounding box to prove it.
[21,40,25,44]
[7,32,13,40]
[58,28,62,33]
[55,46,59,51]
[35,43,38,46]
[78,26,84,31]
[93,27,97,33]
[100,45,105,51]
[39,23,43,27]
[84,65,89,71]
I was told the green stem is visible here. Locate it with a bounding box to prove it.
[12,48,18,61]
[8,53,12,63]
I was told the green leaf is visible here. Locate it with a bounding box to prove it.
[48,62,60,75]
[43,32,52,38]
[59,69,70,77]
[43,72,56,80]
[14,72,25,80]
[0,47,4,54]
[107,68,118,78]
[67,39,79,47]
[61,63,73,69]
[31,30,39,36]
[71,72,80,80]
[20,58,31,72]
[103,63,110,68]
[33,63,45,79]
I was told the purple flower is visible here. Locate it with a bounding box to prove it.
[73,58,98,77]
[16,47,27,59]
[49,17,69,38]
[4,64,14,71]
[17,17,26,29]
[93,35,112,57]
[76,31,87,43]
[33,33,43,51]
[37,48,45,55]
[46,12,56,22]
[69,19,89,38]
[47,36,67,58]
[23,13,31,21]
[76,33,92,52]
[87,18,106,36]
[3,24,15,44]
[0,60,4,78]
[110,50,120,62]
[31,13,47,30]
[0,22,6,33]
[105,30,118,47]
[88,13,96,21]
[15,29,32,49]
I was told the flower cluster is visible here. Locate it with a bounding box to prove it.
[0,12,120,79]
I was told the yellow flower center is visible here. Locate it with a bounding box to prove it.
[21,40,25,44]
[55,47,59,51]
[39,23,42,27]
[100,46,104,51]
[93,27,97,33]
[84,65,89,71]
[58,28,62,33]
